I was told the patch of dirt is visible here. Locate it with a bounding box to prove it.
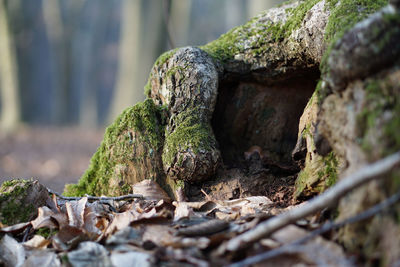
[0,126,104,193]
[187,155,298,207]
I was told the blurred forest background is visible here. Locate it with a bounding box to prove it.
[0,0,284,192]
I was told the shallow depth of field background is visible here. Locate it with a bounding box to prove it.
[0,0,284,192]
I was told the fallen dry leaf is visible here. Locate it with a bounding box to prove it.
[0,234,25,267]
[0,221,31,234]
[31,206,58,229]
[23,250,61,267]
[110,251,154,267]
[173,201,196,221]
[23,235,51,249]
[66,197,87,228]
[67,241,112,267]
[106,227,142,246]
[132,179,171,201]
[141,224,176,247]
[271,225,350,266]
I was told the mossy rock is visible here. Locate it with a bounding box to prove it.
[64,99,176,197]
[0,179,49,226]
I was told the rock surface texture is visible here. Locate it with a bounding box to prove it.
[64,0,400,262]
[0,179,49,225]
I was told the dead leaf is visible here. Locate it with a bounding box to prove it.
[173,201,196,221]
[67,242,112,267]
[23,235,51,249]
[66,197,87,228]
[52,225,88,251]
[132,180,171,201]
[22,250,60,267]
[180,237,210,249]
[82,206,102,236]
[141,224,176,247]
[46,193,61,213]
[271,225,350,266]
[104,210,139,236]
[110,251,154,267]
[106,227,142,246]
[31,206,58,229]
[0,234,26,267]
[0,221,31,234]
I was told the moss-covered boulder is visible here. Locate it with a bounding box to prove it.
[0,179,49,226]
[64,99,173,197]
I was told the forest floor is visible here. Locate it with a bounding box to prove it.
[0,126,104,193]
[1,126,397,266]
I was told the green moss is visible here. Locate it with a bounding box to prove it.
[162,108,213,167]
[295,150,338,198]
[201,0,331,62]
[302,123,312,138]
[357,75,400,159]
[320,0,388,75]
[272,0,321,40]
[320,151,339,187]
[36,228,58,239]
[0,179,36,225]
[64,99,167,197]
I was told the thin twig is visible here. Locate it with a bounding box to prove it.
[230,189,400,267]
[47,188,144,201]
[223,151,400,252]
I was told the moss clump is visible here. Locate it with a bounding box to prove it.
[295,151,338,197]
[64,99,167,197]
[163,108,213,167]
[36,228,58,239]
[201,0,332,63]
[319,151,339,187]
[270,0,321,40]
[357,73,400,160]
[0,179,41,225]
[144,48,179,97]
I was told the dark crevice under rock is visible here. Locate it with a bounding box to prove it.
[187,67,320,205]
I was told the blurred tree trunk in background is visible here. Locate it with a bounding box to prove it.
[109,0,165,123]
[76,1,105,128]
[0,0,20,132]
[170,0,191,47]
[108,0,142,123]
[42,0,69,124]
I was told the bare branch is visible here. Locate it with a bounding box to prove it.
[223,151,400,252]
[47,188,144,201]
[229,189,400,267]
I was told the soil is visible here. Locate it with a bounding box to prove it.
[0,126,104,193]
[188,154,298,207]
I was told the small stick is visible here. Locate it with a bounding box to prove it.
[224,151,400,252]
[47,188,144,201]
[230,189,400,267]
